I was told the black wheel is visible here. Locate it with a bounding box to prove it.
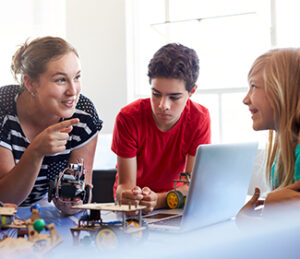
[183,195,187,206]
[83,185,91,203]
[48,180,55,202]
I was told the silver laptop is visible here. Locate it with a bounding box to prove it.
[144,142,258,232]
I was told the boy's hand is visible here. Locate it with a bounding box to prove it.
[120,186,158,214]
[119,186,144,216]
[140,187,158,214]
[121,186,144,204]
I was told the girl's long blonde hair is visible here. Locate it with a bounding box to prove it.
[248,48,300,189]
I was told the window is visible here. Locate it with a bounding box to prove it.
[127,0,296,144]
[0,0,65,87]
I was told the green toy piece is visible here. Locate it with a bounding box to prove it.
[33,219,46,233]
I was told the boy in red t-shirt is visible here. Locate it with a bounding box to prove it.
[111,43,211,214]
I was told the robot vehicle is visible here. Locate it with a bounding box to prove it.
[166,172,191,209]
[48,162,91,204]
[70,201,148,250]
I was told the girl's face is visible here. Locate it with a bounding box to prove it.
[32,52,81,119]
[150,78,196,131]
[243,70,276,131]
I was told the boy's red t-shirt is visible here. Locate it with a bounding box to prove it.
[111,98,211,194]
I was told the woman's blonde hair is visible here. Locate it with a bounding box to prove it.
[248,48,300,189]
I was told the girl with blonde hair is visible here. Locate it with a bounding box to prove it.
[239,48,300,218]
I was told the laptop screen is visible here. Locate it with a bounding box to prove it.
[181,142,258,231]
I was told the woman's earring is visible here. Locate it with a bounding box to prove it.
[31,92,36,98]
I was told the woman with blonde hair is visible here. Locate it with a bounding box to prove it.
[238,48,300,218]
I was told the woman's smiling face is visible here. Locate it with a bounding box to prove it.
[32,51,81,119]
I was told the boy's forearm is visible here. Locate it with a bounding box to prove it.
[155,183,189,210]
[156,192,168,209]
[176,183,189,196]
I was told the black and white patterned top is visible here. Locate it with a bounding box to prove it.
[0,85,103,207]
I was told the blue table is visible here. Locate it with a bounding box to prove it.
[7,205,300,259]
[16,206,80,242]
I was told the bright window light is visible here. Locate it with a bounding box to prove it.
[126,0,298,145]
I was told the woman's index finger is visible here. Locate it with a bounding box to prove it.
[53,118,80,131]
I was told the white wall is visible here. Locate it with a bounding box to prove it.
[65,0,128,134]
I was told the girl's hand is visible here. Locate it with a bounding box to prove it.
[236,188,264,225]
[264,179,300,213]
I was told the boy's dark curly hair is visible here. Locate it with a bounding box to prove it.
[147,43,199,92]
